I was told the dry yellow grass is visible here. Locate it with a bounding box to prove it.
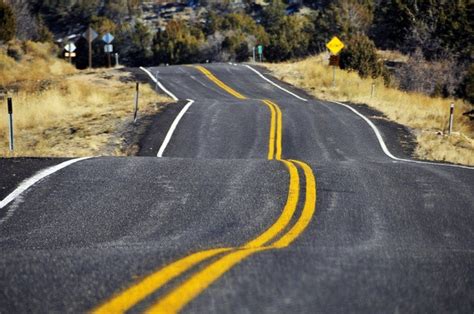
[264,54,474,166]
[0,42,172,157]
[0,41,76,90]
[0,70,172,157]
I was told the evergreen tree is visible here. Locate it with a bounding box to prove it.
[340,34,383,79]
[0,2,16,43]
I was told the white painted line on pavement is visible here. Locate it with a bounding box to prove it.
[244,65,308,102]
[0,157,92,224]
[247,64,473,170]
[331,101,474,170]
[140,67,179,101]
[157,99,195,157]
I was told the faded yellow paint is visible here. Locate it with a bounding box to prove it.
[194,66,247,99]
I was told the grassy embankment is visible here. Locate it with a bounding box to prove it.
[265,54,474,166]
[0,41,172,157]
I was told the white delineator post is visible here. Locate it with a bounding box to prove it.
[448,103,454,135]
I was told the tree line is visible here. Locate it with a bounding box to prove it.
[0,0,472,102]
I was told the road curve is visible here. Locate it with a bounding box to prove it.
[0,63,472,313]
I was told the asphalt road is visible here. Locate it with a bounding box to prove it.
[0,63,473,313]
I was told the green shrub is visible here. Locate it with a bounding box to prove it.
[340,34,383,79]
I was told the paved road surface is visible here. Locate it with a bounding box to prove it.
[0,63,472,313]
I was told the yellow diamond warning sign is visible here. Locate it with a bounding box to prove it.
[326,36,345,55]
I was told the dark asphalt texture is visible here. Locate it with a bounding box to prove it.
[0,63,473,313]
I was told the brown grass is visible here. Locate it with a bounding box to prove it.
[0,42,173,157]
[264,54,474,166]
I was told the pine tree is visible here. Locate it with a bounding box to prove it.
[0,2,16,43]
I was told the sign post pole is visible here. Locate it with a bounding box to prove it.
[64,42,77,64]
[326,37,345,88]
[102,33,115,68]
[7,97,14,151]
[83,27,98,69]
[134,83,140,124]
[448,103,454,135]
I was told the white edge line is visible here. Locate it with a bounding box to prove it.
[247,63,472,170]
[140,66,179,101]
[0,157,92,211]
[140,66,195,158]
[157,99,195,157]
[244,64,308,102]
[330,101,473,170]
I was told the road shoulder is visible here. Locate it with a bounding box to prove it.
[0,158,68,202]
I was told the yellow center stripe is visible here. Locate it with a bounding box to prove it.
[262,100,283,160]
[146,160,317,313]
[91,67,318,314]
[272,160,317,248]
[261,100,276,160]
[92,160,300,314]
[243,160,299,248]
[194,66,247,100]
[91,248,232,314]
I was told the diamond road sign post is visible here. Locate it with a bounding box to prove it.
[102,33,114,44]
[326,36,345,55]
[64,43,76,52]
[102,33,115,68]
[326,36,345,87]
[64,43,76,63]
[83,27,98,68]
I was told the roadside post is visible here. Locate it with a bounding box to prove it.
[257,45,263,62]
[7,97,14,151]
[83,27,98,69]
[326,36,345,88]
[64,42,77,64]
[371,82,376,98]
[102,32,115,68]
[115,53,119,67]
[134,82,140,123]
[448,103,454,135]
[252,46,256,63]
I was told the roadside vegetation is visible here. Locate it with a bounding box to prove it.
[0,41,172,157]
[265,55,474,165]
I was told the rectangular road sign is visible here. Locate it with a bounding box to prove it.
[65,52,76,57]
[329,55,340,66]
[104,44,113,53]
[326,36,345,55]
[257,45,263,55]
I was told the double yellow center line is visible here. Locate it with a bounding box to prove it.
[92,66,317,314]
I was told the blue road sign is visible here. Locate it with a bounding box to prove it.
[102,33,115,44]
